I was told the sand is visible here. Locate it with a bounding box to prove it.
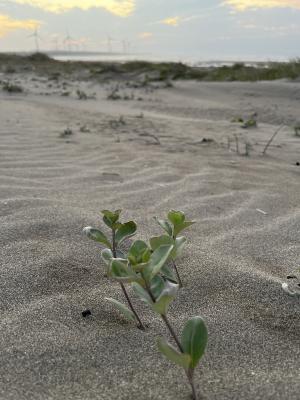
[0,69,299,400]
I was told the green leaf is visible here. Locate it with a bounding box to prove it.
[167,210,185,226]
[132,283,153,307]
[149,244,174,278]
[128,240,151,268]
[181,317,208,369]
[110,259,138,283]
[150,275,165,299]
[152,280,179,315]
[101,248,113,265]
[154,217,173,236]
[173,221,195,238]
[172,236,187,259]
[105,298,135,321]
[160,264,176,282]
[115,221,137,245]
[150,235,173,252]
[150,235,187,264]
[101,209,121,228]
[158,338,191,369]
[83,226,111,248]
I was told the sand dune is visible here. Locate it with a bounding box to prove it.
[0,74,299,399]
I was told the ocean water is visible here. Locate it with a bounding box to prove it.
[48,51,284,67]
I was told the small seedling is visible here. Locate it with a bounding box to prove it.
[108,240,207,400]
[231,117,244,123]
[244,141,252,156]
[294,125,300,137]
[83,210,145,330]
[153,210,195,287]
[60,128,73,138]
[107,85,121,100]
[76,89,88,100]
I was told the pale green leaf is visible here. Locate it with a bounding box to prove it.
[110,259,138,283]
[152,281,179,315]
[154,217,173,236]
[105,297,135,321]
[132,283,153,306]
[115,221,137,245]
[149,244,174,278]
[173,221,195,238]
[158,338,191,369]
[83,226,111,248]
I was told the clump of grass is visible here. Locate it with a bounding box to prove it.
[294,124,300,137]
[2,81,23,93]
[76,89,88,100]
[107,85,121,100]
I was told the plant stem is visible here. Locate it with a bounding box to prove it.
[112,229,145,331]
[172,260,183,288]
[187,369,198,400]
[161,314,184,352]
[144,281,198,400]
[119,281,145,330]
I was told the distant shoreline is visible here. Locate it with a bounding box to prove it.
[0,50,293,66]
[0,52,299,82]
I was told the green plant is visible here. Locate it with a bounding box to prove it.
[153,210,195,287]
[294,125,300,137]
[2,81,23,93]
[108,239,207,400]
[83,210,145,330]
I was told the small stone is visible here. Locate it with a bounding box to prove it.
[82,309,92,318]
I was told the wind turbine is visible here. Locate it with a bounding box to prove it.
[51,36,60,52]
[64,29,75,52]
[107,35,114,53]
[28,28,41,52]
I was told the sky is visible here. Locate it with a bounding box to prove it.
[0,0,299,61]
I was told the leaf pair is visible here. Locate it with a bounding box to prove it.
[155,210,195,239]
[150,235,187,261]
[83,220,137,249]
[158,317,208,371]
[133,277,179,316]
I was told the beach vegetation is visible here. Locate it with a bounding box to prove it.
[83,210,145,330]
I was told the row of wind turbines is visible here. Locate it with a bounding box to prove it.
[28,28,132,54]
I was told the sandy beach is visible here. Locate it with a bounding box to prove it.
[0,63,299,400]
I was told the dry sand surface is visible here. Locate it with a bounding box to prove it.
[0,70,299,400]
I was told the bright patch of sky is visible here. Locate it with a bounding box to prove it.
[0,0,299,61]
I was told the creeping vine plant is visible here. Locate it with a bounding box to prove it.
[83,210,145,330]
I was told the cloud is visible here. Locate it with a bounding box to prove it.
[0,14,40,38]
[160,16,181,26]
[224,0,300,10]
[10,0,135,17]
[139,32,153,39]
